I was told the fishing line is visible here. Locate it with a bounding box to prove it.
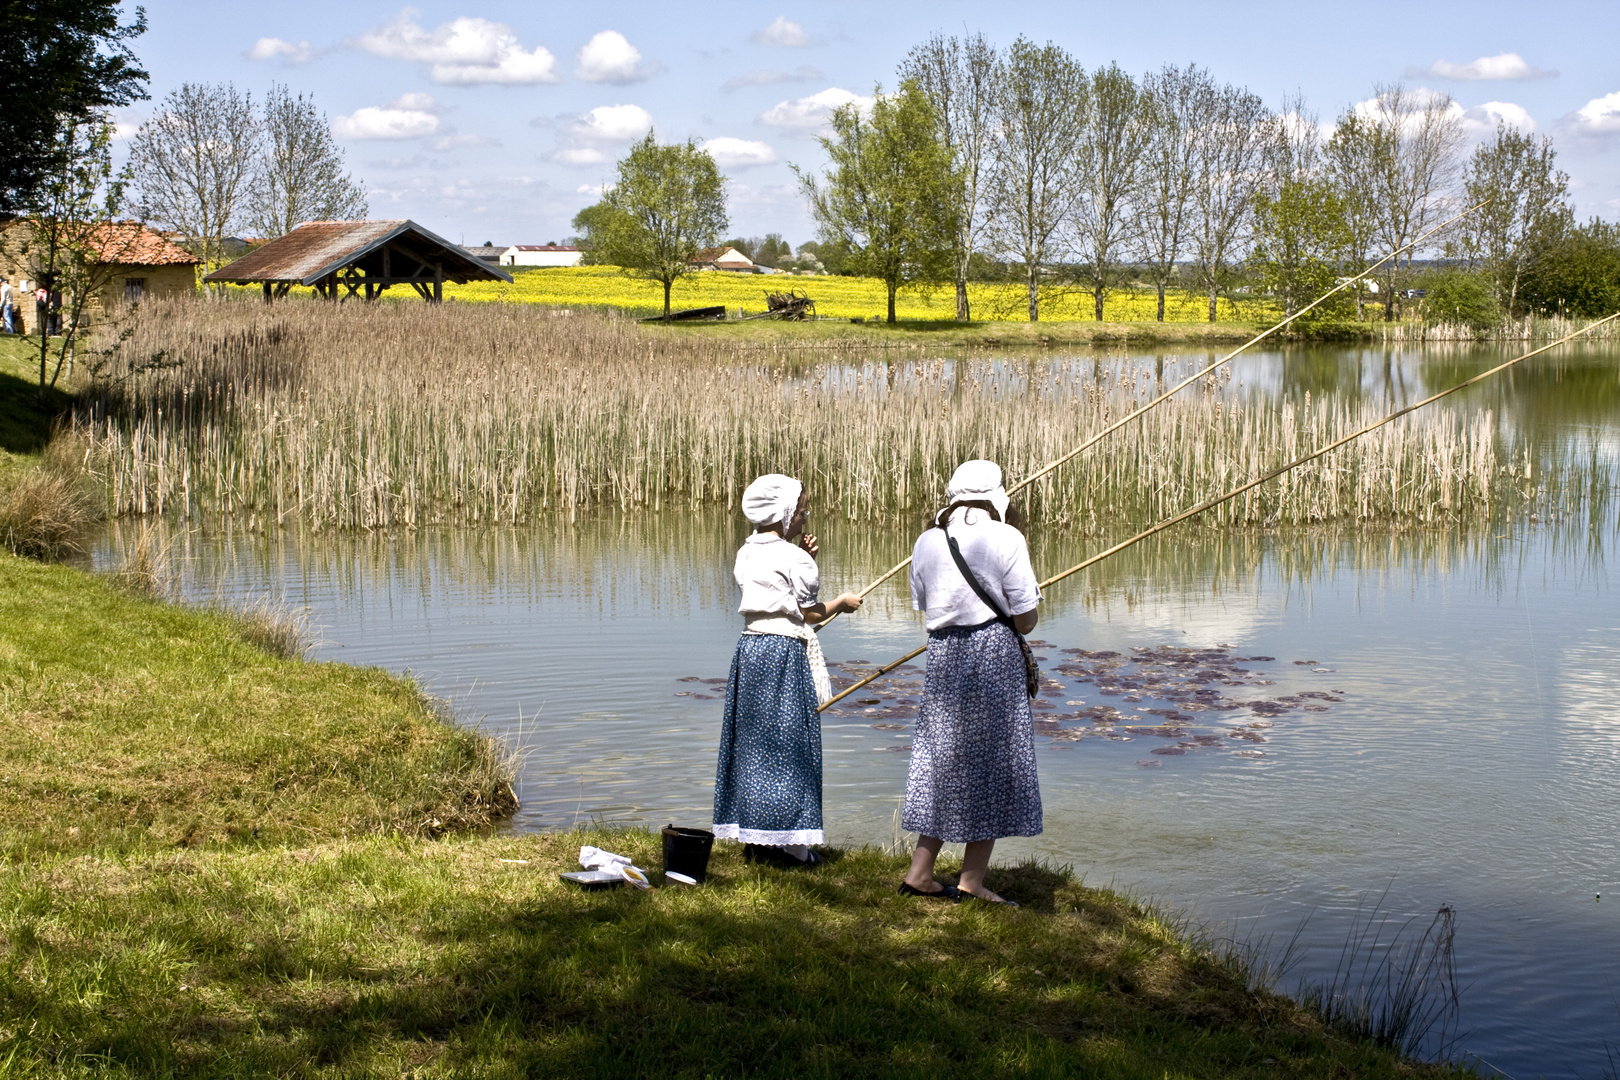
[815,202,1488,633]
[817,313,1619,711]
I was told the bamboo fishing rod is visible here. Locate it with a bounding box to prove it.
[816,310,1618,712]
[813,201,1487,634]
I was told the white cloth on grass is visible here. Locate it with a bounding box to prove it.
[578,846,651,888]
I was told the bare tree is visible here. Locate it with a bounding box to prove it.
[251,84,368,239]
[1323,112,1386,320]
[985,38,1087,322]
[1070,63,1149,321]
[899,33,998,321]
[128,82,261,280]
[1461,123,1570,316]
[1188,81,1272,322]
[1134,65,1207,322]
[1360,83,1464,320]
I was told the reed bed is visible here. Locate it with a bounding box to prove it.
[74,297,1608,531]
[1382,314,1620,342]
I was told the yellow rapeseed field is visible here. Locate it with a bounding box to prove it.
[443,265,1260,322]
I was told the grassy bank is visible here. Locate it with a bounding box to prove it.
[73,298,1607,531]
[0,551,515,857]
[0,823,1468,1079]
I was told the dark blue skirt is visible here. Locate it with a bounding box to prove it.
[712,632,824,845]
[902,620,1042,843]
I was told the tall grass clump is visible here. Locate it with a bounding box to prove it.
[0,436,100,559]
[75,296,1608,531]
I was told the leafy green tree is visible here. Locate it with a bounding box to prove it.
[0,1,148,213]
[1419,270,1501,333]
[900,32,999,321]
[798,81,959,324]
[1518,219,1620,318]
[1323,113,1388,321]
[1134,65,1210,322]
[1250,178,1352,320]
[570,132,728,319]
[1188,80,1271,322]
[1459,123,1571,316]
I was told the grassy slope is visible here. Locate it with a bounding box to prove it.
[0,827,1465,1079]
[0,553,515,857]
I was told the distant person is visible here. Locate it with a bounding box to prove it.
[46,287,62,336]
[35,285,48,337]
[898,460,1043,906]
[0,279,12,333]
[712,473,862,868]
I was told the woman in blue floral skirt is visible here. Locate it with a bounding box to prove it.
[712,474,862,867]
[899,460,1042,905]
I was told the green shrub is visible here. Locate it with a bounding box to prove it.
[1419,271,1501,333]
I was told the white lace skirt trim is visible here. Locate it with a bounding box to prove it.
[713,823,824,846]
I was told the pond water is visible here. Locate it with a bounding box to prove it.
[91,341,1620,1078]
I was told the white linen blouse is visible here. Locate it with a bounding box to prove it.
[910,506,1041,632]
[734,533,820,621]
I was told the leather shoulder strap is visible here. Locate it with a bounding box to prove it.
[945,531,1009,622]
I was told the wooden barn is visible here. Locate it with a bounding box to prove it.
[205,219,512,301]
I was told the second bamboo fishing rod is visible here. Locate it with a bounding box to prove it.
[816,311,1619,712]
[814,201,1486,633]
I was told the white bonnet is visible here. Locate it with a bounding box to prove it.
[945,459,1009,518]
[742,473,803,527]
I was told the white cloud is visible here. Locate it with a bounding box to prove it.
[353,9,559,85]
[554,147,608,166]
[758,87,871,134]
[247,37,315,64]
[1416,52,1555,82]
[568,103,654,143]
[576,183,607,196]
[701,137,779,168]
[431,132,500,151]
[1568,90,1620,136]
[1461,101,1537,137]
[574,30,656,85]
[751,15,811,47]
[722,65,823,93]
[332,94,443,140]
[1349,86,1465,138]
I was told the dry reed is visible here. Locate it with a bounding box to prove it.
[73,297,1608,531]
[0,436,101,560]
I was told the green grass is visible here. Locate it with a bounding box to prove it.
[0,552,515,857]
[0,826,1468,1079]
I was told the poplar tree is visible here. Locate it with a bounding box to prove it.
[798,81,958,324]
[1460,123,1571,316]
[251,85,369,238]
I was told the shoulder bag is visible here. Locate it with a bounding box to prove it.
[944,531,1039,698]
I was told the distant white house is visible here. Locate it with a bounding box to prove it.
[690,246,759,272]
[502,244,582,267]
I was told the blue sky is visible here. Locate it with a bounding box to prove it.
[126,1,1620,246]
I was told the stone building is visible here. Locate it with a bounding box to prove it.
[0,219,198,330]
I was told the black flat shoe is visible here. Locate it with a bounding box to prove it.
[744,844,819,868]
[898,881,962,901]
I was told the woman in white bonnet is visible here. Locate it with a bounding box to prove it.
[899,459,1042,904]
[712,474,862,867]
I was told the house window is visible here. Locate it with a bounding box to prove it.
[124,277,145,303]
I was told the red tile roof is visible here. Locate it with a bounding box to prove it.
[88,222,200,265]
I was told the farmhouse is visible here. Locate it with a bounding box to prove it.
[206,219,511,301]
[0,219,198,327]
[502,244,582,268]
[689,246,757,272]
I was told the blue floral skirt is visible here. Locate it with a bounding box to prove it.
[901,620,1043,843]
[712,632,824,846]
